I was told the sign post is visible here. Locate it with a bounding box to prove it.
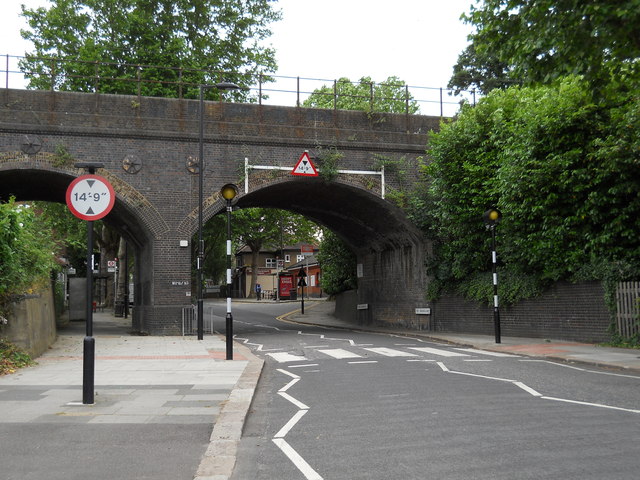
[66,165,115,404]
[297,267,307,314]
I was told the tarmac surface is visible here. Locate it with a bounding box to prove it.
[1,299,639,480]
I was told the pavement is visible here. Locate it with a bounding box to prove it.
[1,299,639,480]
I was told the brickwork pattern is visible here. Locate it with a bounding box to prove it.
[1,89,433,334]
[432,281,611,343]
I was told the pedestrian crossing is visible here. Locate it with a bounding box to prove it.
[265,345,516,363]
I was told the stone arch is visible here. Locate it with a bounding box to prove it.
[0,152,157,331]
[233,176,430,328]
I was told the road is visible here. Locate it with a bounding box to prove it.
[219,300,640,480]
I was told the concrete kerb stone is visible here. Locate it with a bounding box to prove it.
[194,342,264,480]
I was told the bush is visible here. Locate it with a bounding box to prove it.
[0,338,35,375]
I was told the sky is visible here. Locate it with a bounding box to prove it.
[0,0,475,116]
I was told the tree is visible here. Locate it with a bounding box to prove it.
[232,208,320,298]
[316,230,357,296]
[450,0,640,93]
[425,76,640,302]
[0,199,59,318]
[302,76,419,114]
[20,0,281,98]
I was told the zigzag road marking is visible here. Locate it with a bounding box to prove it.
[233,336,282,353]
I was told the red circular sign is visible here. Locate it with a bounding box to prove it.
[66,174,115,221]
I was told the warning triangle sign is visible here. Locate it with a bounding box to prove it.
[291,152,318,177]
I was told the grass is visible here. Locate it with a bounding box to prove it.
[0,338,35,375]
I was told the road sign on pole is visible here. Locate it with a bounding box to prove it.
[291,151,318,176]
[66,174,115,220]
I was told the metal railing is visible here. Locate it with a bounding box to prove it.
[2,54,476,117]
[181,304,218,336]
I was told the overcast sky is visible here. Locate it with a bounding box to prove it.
[1,0,475,115]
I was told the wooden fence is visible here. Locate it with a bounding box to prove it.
[616,281,640,338]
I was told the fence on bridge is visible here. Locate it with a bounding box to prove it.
[616,281,640,338]
[1,53,475,117]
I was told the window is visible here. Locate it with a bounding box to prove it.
[285,255,290,263]
[297,255,305,262]
[265,258,276,268]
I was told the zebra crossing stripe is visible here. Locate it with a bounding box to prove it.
[267,352,308,363]
[408,347,469,357]
[363,347,419,357]
[317,348,363,359]
[454,348,517,357]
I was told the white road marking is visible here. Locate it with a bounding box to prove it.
[272,438,323,480]
[463,359,493,362]
[455,348,518,357]
[289,364,319,368]
[409,347,469,357]
[267,352,308,363]
[363,347,418,357]
[317,348,362,359]
[348,360,378,364]
[541,396,640,413]
[278,391,309,410]
[514,381,542,396]
[274,409,308,438]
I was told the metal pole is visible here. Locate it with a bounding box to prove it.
[491,225,501,343]
[83,219,95,404]
[197,86,205,340]
[225,199,234,359]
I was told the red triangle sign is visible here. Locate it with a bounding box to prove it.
[291,152,318,176]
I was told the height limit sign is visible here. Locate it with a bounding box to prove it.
[66,174,115,221]
[291,151,318,176]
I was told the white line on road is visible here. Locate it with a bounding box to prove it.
[513,381,542,396]
[317,348,363,359]
[348,360,378,364]
[267,352,308,363]
[272,438,323,480]
[541,396,640,413]
[409,347,469,357]
[278,391,309,410]
[274,409,308,438]
[288,364,319,368]
[363,347,419,357]
[455,348,518,357]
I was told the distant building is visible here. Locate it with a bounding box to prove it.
[235,243,321,299]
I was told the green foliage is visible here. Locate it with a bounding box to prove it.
[53,143,74,167]
[451,0,640,93]
[0,199,59,316]
[231,208,320,296]
[424,76,640,302]
[302,76,419,114]
[314,148,343,182]
[0,338,35,375]
[20,0,281,98]
[317,230,357,296]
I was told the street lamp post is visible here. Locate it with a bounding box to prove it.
[197,82,240,340]
[483,208,503,344]
[220,183,238,360]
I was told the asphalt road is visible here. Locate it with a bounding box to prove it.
[225,301,640,480]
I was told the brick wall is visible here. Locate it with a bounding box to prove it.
[432,281,612,343]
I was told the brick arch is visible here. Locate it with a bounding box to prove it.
[235,175,421,253]
[0,151,165,239]
[0,152,160,332]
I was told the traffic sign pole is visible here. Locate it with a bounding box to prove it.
[83,219,95,404]
[66,164,114,405]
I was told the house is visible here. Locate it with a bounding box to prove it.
[235,243,320,299]
[283,254,322,299]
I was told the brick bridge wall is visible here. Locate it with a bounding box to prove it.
[0,88,437,334]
